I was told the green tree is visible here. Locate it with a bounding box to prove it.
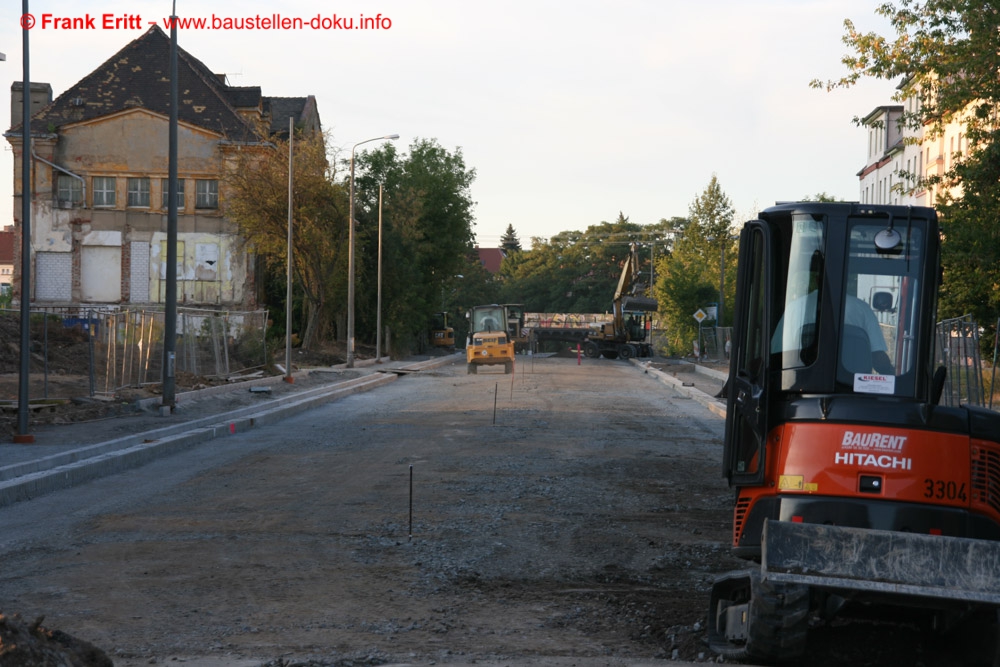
[802,192,839,202]
[655,176,736,353]
[498,212,669,314]
[225,130,347,350]
[500,224,522,253]
[351,139,478,353]
[813,1,1000,147]
[814,1,1000,335]
[935,142,1000,329]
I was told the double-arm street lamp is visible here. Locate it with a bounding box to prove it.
[347,134,399,368]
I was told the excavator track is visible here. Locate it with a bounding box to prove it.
[707,569,809,663]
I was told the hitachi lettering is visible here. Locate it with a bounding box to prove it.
[834,452,912,470]
[841,430,907,452]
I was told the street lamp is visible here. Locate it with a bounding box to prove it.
[284,116,294,383]
[707,234,737,361]
[707,234,736,327]
[375,184,384,363]
[347,133,399,368]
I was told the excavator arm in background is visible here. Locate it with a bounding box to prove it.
[611,243,657,337]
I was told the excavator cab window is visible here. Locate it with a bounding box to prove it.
[771,215,826,370]
[838,219,925,397]
[765,208,930,398]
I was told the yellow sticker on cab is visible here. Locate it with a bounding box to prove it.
[778,475,804,491]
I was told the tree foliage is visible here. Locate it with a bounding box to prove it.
[352,139,479,352]
[498,213,670,314]
[655,176,736,354]
[936,141,1000,329]
[813,1,1000,145]
[814,0,1000,337]
[226,134,482,355]
[500,224,522,253]
[225,130,347,350]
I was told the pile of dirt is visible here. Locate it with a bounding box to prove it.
[0,613,111,667]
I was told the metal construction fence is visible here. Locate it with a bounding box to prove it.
[0,306,269,398]
[696,326,733,362]
[934,314,986,408]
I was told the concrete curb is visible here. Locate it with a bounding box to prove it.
[631,359,727,419]
[692,363,729,383]
[0,355,459,508]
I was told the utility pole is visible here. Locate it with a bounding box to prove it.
[15,0,34,443]
[285,116,294,383]
[161,0,179,411]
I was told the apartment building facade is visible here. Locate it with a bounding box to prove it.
[858,84,966,207]
[5,26,320,308]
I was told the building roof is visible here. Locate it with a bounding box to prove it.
[477,247,507,273]
[266,96,322,138]
[0,228,13,263]
[10,26,266,142]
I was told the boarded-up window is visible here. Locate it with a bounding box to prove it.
[157,240,185,302]
[35,252,72,301]
[195,243,219,281]
[81,246,122,302]
[159,240,185,279]
[130,241,150,302]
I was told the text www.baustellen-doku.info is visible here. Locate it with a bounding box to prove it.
[19,12,392,31]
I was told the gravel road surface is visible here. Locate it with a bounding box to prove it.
[0,355,980,667]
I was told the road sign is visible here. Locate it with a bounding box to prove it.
[693,309,707,323]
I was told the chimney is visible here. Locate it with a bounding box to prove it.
[10,81,53,129]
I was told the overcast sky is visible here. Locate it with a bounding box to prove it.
[1,0,897,248]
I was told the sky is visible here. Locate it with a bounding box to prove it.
[0,0,898,249]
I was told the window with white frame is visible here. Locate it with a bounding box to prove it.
[93,176,116,207]
[57,175,82,206]
[195,179,218,209]
[161,178,185,209]
[127,177,150,207]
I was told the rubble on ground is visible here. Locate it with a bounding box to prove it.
[0,613,112,667]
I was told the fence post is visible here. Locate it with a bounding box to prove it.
[88,309,95,397]
[43,310,49,399]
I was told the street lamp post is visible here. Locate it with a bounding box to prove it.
[375,184,384,363]
[707,235,734,328]
[285,116,294,383]
[718,240,725,329]
[347,134,398,368]
[707,234,736,360]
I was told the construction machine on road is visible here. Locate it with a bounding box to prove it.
[501,303,529,352]
[583,242,657,360]
[430,311,455,349]
[466,304,514,374]
[707,202,1000,663]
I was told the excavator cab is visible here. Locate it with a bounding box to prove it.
[430,311,455,348]
[724,203,939,489]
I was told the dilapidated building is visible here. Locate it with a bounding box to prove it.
[5,26,320,309]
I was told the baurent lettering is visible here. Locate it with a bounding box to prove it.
[834,452,912,470]
[841,430,907,452]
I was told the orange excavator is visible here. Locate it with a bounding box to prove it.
[707,202,1000,663]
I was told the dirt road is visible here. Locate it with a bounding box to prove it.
[0,356,738,665]
[0,355,980,667]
